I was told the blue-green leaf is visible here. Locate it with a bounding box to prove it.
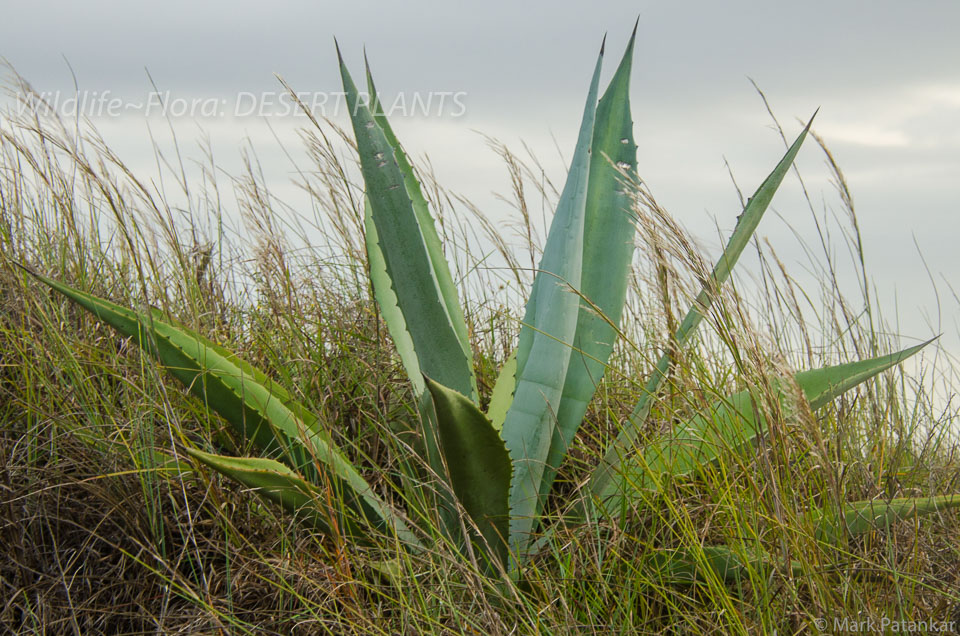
[539,26,638,514]
[596,341,932,516]
[365,57,475,380]
[487,350,517,432]
[591,114,817,498]
[501,41,605,559]
[339,45,477,403]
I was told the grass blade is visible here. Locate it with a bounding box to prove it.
[501,41,604,559]
[425,376,512,569]
[590,113,817,498]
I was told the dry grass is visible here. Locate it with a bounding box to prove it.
[2,76,959,634]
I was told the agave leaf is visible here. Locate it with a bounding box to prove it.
[368,558,405,588]
[589,112,816,497]
[364,198,425,396]
[813,494,960,543]
[501,42,604,558]
[146,307,322,433]
[153,450,198,477]
[184,448,349,534]
[425,376,512,568]
[487,350,517,432]
[359,107,459,538]
[797,339,933,409]
[365,199,450,494]
[28,270,421,547]
[338,45,476,403]
[595,341,932,516]
[365,199,445,478]
[795,338,933,409]
[652,545,802,584]
[538,26,638,514]
[654,494,960,584]
[365,57,474,375]
[661,494,960,583]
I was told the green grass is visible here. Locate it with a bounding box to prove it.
[2,82,959,634]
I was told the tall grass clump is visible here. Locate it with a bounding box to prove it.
[2,28,960,634]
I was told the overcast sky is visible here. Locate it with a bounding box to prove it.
[2,1,958,378]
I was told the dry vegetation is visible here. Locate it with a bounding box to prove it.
[2,80,959,634]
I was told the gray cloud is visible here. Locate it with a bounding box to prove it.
[2,0,958,367]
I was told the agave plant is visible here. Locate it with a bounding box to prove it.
[25,27,959,582]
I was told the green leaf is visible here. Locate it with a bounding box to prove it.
[654,494,960,585]
[659,494,960,583]
[487,350,517,432]
[651,545,801,584]
[539,26,638,514]
[364,197,425,397]
[608,377,792,511]
[813,494,960,543]
[425,376,512,569]
[365,198,445,482]
[368,558,405,588]
[590,113,817,497]
[797,339,933,410]
[184,448,353,535]
[358,89,460,539]
[339,45,477,403]
[146,307,321,436]
[365,56,474,374]
[501,42,605,559]
[595,341,932,516]
[28,270,421,547]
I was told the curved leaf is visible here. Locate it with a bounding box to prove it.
[425,376,512,568]
[28,270,421,547]
[185,448,355,536]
